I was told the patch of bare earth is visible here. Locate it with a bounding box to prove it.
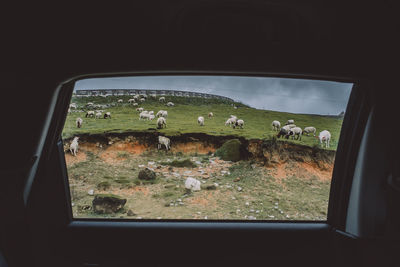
[170,142,216,154]
[65,152,87,166]
[267,161,333,182]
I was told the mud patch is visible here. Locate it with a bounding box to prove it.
[267,162,333,182]
[170,142,216,154]
[65,152,87,166]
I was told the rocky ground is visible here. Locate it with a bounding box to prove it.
[65,137,332,221]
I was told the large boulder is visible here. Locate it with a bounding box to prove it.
[215,139,244,162]
[92,194,127,214]
[138,168,156,180]
[185,177,201,191]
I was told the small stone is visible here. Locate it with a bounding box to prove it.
[156,217,162,219]
[71,202,75,207]
[249,209,255,213]
[138,168,156,180]
[177,199,182,202]
[204,216,208,219]
[195,161,202,165]
[201,181,206,183]
[214,183,219,187]
[248,216,256,220]
[232,197,236,200]
[237,187,243,192]
[245,202,250,206]
[236,209,240,213]
[127,210,136,216]
[234,177,240,182]
[88,189,94,196]
[138,164,146,168]
[137,217,142,219]
[268,215,275,218]
[286,215,290,218]
[256,210,260,214]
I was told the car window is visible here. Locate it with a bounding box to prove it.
[62,75,352,220]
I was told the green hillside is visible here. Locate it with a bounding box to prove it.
[63,95,343,150]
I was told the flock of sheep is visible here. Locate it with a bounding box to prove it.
[272,119,331,148]
[67,93,332,156]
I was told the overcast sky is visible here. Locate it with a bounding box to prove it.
[74,76,352,115]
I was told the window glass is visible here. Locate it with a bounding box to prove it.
[63,76,352,220]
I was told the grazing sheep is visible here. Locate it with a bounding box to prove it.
[133,95,140,100]
[158,136,170,150]
[85,111,95,118]
[286,124,297,129]
[149,114,155,120]
[303,126,316,136]
[208,112,213,118]
[285,119,294,125]
[318,130,331,148]
[185,177,201,191]
[234,106,238,109]
[139,112,150,120]
[132,103,138,106]
[157,117,167,129]
[271,120,281,131]
[233,119,244,129]
[277,125,291,139]
[161,110,168,118]
[104,112,111,119]
[69,103,77,109]
[140,98,145,102]
[198,116,205,126]
[225,118,235,126]
[69,137,79,156]
[141,94,148,99]
[287,127,302,140]
[166,102,174,107]
[95,112,102,119]
[76,117,83,128]
[128,98,135,103]
[150,93,157,99]
[159,97,165,102]
[156,110,164,117]
[68,108,71,114]
[117,99,123,103]
[86,102,94,107]
[148,111,154,115]
[136,107,144,112]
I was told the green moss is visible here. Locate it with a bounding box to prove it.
[215,139,242,162]
[161,159,197,168]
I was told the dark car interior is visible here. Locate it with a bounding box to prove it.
[1,1,400,266]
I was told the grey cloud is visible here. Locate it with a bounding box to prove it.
[75,76,352,115]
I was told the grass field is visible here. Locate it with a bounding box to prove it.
[63,95,344,150]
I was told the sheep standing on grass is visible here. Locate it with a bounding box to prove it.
[159,97,165,102]
[104,112,111,119]
[76,117,83,128]
[208,112,213,118]
[156,110,168,117]
[117,99,123,103]
[85,111,95,118]
[303,127,316,136]
[149,115,155,121]
[139,112,150,120]
[132,103,138,106]
[69,103,77,109]
[271,120,281,131]
[166,102,174,107]
[287,127,302,140]
[225,118,235,127]
[140,98,146,103]
[233,119,244,129]
[95,112,102,119]
[69,137,79,156]
[285,119,294,125]
[198,116,205,126]
[277,125,291,139]
[318,130,331,148]
[158,136,170,150]
[157,117,167,129]
[128,99,135,103]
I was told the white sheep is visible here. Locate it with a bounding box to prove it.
[225,118,235,126]
[117,99,123,103]
[150,93,157,99]
[69,103,77,109]
[140,98,145,102]
[76,117,83,128]
[159,97,165,102]
[166,102,174,107]
[161,110,168,118]
[149,114,155,120]
[69,137,79,156]
[158,136,170,150]
[288,127,302,140]
[128,98,135,103]
[185,177,201,191]
[303,127,316,136]
[271,120,281,131]
[136,107,144,112]
[198,116,205,126]
[233,119,244,129]
[68,108,71,114]
[148,111,154,115]
[156,110,164,117]
[285,119,294,125]
[318,130,331,148]
[132,103,138,106]
[208,112,213,118]
[286,124,297,129]
[104,112,111,119]
[95,112,102,119]
[85,111,95,118]
[157,117,167,129]
[139,112,150,120]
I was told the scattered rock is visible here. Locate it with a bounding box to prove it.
[234,177,240,182]
[92,194,127,214]
[248,216,256,220]
[138,168,156,180]
[127,210,136,216]
[245,202,250,206]
[185,177,201,191]
[237,186,243,192]
[88,189,94,196]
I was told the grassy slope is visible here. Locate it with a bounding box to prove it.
[63,95,344,150]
